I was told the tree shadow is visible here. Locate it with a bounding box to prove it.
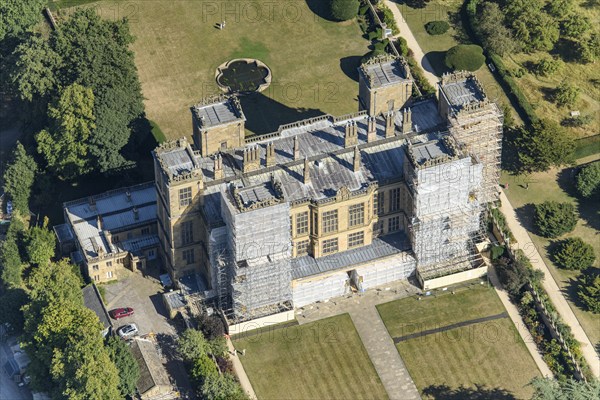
[514,203,537,234]
[422,384,516,400]
[551,38,579,63]
[557,164,600,231]
[539,86,556,103]
[238,92,325,136]
[394,0,432,9]
[447,11,469,43]
[501,127,522,174]
[424,51,449,76]
[339,56,362,82]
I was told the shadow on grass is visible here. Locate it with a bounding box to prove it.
[514,203,537,234]
[305,0,335,21]
[239,92,325,135]
[557,165,600,231]
[423,51,448,76]
[422,384,516,400]
[563,268,600,311]
[339,56,362,82]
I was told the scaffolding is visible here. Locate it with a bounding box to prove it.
[219,190,293,322]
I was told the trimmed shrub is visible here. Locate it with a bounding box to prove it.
[553,238,595,270]
[378,4,399,35]
[393,36,409,56]
[405,55,436,96]
[425,20,450,35]
[534,57,562,77]
[553,82,579,108]
[576,162,600,198]
[578,274,600,313]
[533,201,577,238]
[444,44,485,71]
[329,0,360,22]
[491,245,505,260]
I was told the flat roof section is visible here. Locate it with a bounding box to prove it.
[193,97,245,129]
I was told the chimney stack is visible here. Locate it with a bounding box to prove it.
[353,146,361,172]
[344,121,358,148]
[266,142,276,168]
[367,116,377,143]
[243,146,260,173]
[303,158,311,184]
[385,111,395,138]
[293,136,300,160]
[214,153,223,179]
[402,108,412,134]
[97,215,103,230]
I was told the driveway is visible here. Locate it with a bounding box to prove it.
[102,267,195,398]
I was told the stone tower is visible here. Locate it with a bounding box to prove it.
[358,55,413,117]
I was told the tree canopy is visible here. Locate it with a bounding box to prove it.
[106,336,140,397]
[2,141,37,214]
[24,222,56,267]
[533,201,577,239]
[530,376,600,399]
[0,0,46,40]
[576,162,600,198]
[475,2,517,56]
[577,273,600,314]
[329,0,360,22]
[514,120,574,173]
[553,237,595,271]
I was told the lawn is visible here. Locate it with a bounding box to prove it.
[377,285,541,399]
[501,154,600,347]
[56,0,370,139]
[396,0,522,124]
[233,314,388,400]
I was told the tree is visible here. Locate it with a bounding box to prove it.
[0,212,26,288]
[105,336,140,397]
[515,120,575,173]
[530,376,600,399]
[546,0,573,18]
[575,33,600,64]
[560,14,591,39]
[190,353,218,385]
[533,201,577,238]
[444,45,485,71]
[24,221,56,267]
[576,162,600,198]
[553,82,579,108]
[504,0,560,52]
[177,329,209,363]
[553,238,595,270]
[36,83,96,179]
[0,288,28,333]
[425,21,450,35]
[2,142,37,214]
[198,313,226,340]
[329,0,359,21]
[476,2,517,56]
[577,274,600,314]
[200,374,248,400]
[534,57,562,77]
[9,34,62,102]
[0,0,46,40]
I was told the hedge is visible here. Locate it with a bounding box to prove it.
[405,55,436,97]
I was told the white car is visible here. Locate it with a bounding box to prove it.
[117,323,138,339]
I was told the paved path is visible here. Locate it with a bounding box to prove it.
[298,280,421,400]
[488,265,554,378]
[394,312,508,343]
[227,338,258,400]
[383,1,439,89]
[499,189,600,378]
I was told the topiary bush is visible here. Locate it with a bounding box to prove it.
[444,44,485,71]
[425,20,450,35]
[393,37,409,56]
[329,0,360,22]
[578,273,600,313]
[576,161,600,198]
[553,237,596,270]
[533,201,577,238]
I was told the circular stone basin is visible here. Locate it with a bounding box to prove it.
[215,59,271,93]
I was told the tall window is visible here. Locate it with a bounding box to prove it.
[322,238,338,255]
[322,210,338,233]
[183,249,195,265]
[348,231,364,248]
[388,216,400,233]
[141,227,150,235]
[181,220,194,245]
[390,188,401,212]
[107,271,113,279]
[377,192,385,215]
[348,203,365,227]
[179,187,192,207]
[295,212,309,236]
[296,240,309,256]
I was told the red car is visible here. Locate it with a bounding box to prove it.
[110,307,134,320]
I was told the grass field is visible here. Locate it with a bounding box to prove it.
[396,0,523,125]
[57,0,370,139]
[501,154,600,347]
[377,285,541,399]
[233,314,388,400]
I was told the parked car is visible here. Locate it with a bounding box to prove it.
[110,307,134,320]
[117,324,138,339]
